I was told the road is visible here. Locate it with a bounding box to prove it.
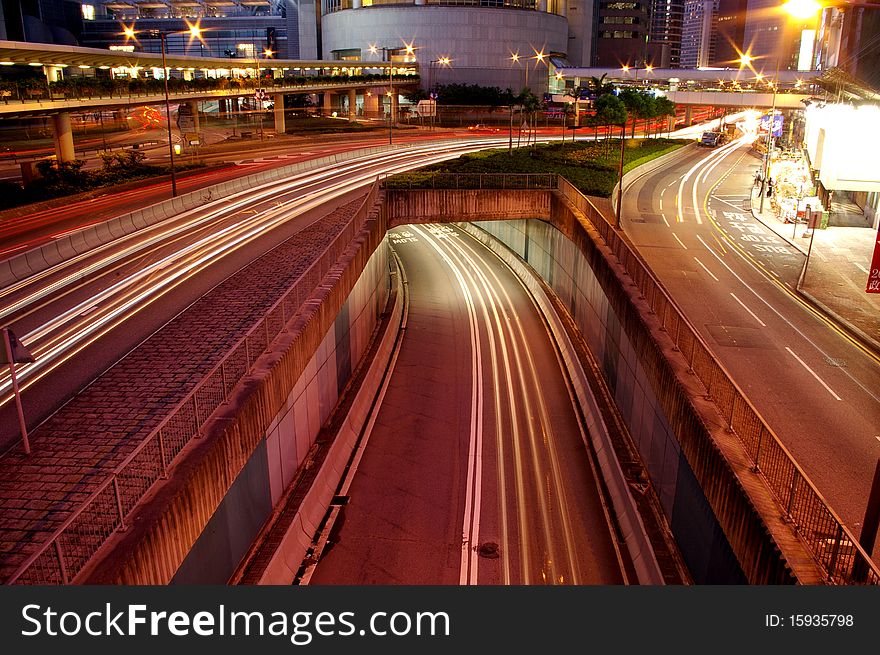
[0,135,543,451]
[308,225,625,585]
[621,136,880,550]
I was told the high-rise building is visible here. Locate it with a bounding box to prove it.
[648,0,683,67]
[0,0,83,44]
[712,0,746,67]
[592,0,652,67]
[680,0,716,68]
[80,0,298,59]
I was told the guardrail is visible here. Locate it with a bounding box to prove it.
[5,179,381,585]
[557,176,879,585]
[0,76,419,110]
[382,172,557,190]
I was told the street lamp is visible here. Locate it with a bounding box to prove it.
[428,57,451,130]
[369,44,404,144]
[122,22,204,198]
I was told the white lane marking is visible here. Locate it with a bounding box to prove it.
[730,292,766,327]
[785,347,843,401]
[661,187,666,198]
[662,213,670,227]
[697,233,880,403]
[855,262,869,275]
[712,196,748,211]
[659,198,663,211]
[672,232,687,249]
[411,225,485,585]
[693,256,719,281]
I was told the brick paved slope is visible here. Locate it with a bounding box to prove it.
[0,198,363,582]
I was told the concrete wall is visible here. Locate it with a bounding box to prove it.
[82,202,390,584]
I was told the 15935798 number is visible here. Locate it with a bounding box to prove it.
[790,615,854,627]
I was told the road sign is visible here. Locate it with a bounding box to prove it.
[0,327,34,365]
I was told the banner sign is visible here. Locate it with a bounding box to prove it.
[867,223,880,293]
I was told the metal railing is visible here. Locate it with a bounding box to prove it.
[556,176,879,585]
[6,179,381,585]
[383,172,557,190]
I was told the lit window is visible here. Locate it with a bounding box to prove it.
[82,4,95,20]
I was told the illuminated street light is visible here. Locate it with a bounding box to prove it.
[122,22,204,198]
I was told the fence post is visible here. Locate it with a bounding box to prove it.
[221,361,229,400]
[54,540,69,585]
[158,429,168,478]
[192,394,201,438]
[753,426,764,472]
[826,524,845,581]
[785,469,799,519]
[113,477,127,531]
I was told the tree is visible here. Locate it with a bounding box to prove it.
[653,97,677,137]
[404,88,429,104]
[587,94,627,150]
[618,89,647,137]
[586,74,615,99]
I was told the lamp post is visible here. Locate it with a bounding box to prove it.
[428,57,450,131]
[123,22,204,198]
[369,45,398,144]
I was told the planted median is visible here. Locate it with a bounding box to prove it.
[386,138,688,197]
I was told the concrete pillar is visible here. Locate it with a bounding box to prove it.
[218,97,227,117]
[322,91,334,117]
[352,0,362,6]
[187,100,200,134]
[539,0,547,10]
[348,88,357,120]
[558,0,566,17]
[667,115,676,133]
[43,65,62,83]
[391,93,399,123]
[683,105,693,127]
[273,93,286,134]
[52,112,75,162]
[363,92,379,119]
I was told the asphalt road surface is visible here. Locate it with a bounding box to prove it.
[621,136,880,556]
[309,225,625,585]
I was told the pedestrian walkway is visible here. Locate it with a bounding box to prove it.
[749,186,880,354]
[0,198,363,583]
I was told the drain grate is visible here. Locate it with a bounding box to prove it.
[824,357,847,368]
[477,542,500,559]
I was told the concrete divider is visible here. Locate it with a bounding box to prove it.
[611,143,696,218]
[251,253,405,585]
[458,222,665,585]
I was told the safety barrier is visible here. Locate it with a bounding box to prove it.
[557,176,879,585]
[5,181,380,585]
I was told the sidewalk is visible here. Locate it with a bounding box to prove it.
[749,186,880,355]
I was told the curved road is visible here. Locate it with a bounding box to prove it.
[309,225,625,585]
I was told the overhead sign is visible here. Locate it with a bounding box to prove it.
[867,224,880,294]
